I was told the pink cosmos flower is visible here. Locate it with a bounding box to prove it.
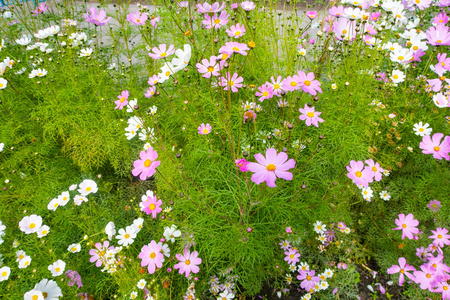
[266,75,284,96]
[66,270,83,288]
[174,248,202,277]
[219,72,243,93]
[84,7,111,26]
[393,213,419,240]
[127,11,148,26]
[370,12,381,21]
[246,148,296,188]
[297,71,322,95]
[139,240,163,274]
[279,239,291,250]
[427,199,442,212]
[364,159,383,181]
[426,24,450,46]
[197,2,226,14]
[332,18,356,42]
[31,3,47,15]
[148,44,175,60]
[150,16,160,28]
[115,90,129,110]
[198,123,212,135]
[255,84,274,102]
[132,147,161,180]
[89,241,112,267]
[413,264,438,290]
[306,11,318,19]
[435,53,450,75]
[387,257,416,286]
[235,158,250,172]
[329,5,344,17]
[203,11,229,29]
[299,104,324,128]
[297,270,320,291]
[433,12,449,26]
[141,194,162,218]
[337,262,347,269]
[412,0,431,9]
[282,75,302,92]
[221,42,249,56]
[241,1,256,11]
[148,75,159,86]
[428,254,450,277]
[243,110,256,123]
[226,23,246,38]
[435,281,450,299]
[145,86,156,98]
[419,133,450,160]
[346,160,373,188]
[284,248,300,265]
[429,227,450,247]
[196,57,222,78]
[427,68,450,92]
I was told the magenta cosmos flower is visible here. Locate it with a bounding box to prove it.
[31,3,47,15]
[235,158,249,172]
[127,11,148,26]
[148,44,175,60]
[393,213,419,240]
[297,270,320,291]
[132,147,161,180]
[220,72,244,93]
[297,71,322,95]
[226,23,246,38]
[387,257,416,286]
[413,264,438,290]
[203,11,229,29]
[364,159,383,181]
[198,123,212,135]
[246,148,296,188]
[426,24,450,46]
[114,90,129,110]
[141,194,162,218]
[84,7,111,26]
[419,133,450,160]
[139,240,163,274]
[89,241,113,267]
[346,160,373,188]
[306,10,318,19]
[299,104,324,128]
[429,227,450,247]
[174,248,202,277]
[221,42,249,56]
[284,248,300,265]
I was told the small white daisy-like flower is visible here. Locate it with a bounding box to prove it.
[130,291,138,299]
[407,146,413,152]
[19,215,42,234]
[344,227,351,234]
[18,256,32,268]
[67,243,81,253]
[383,170,390,176]
[0,266,11,281]
[313,221,326,234]
[319,280,329,290]
[37,225,50,238]
[74,194,88,205]
[131,218,144,234]
[48,260,65,276]
[137,279,147,290]
[379,191,391,201]
[317,234,327,244]
[47,198,60,211]
[298,262,310,272]
[116,226,137,247]
[285,273,293,284]
[413,121,432,137]
[24,289,44,300]
[324,268,334,278]
[361,187,373,199]
[78,179,97,196]
[331,83,337,90]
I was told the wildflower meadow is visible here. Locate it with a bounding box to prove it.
[0,0,450,299]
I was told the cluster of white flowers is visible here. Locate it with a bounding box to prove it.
[47,179,97,210]
[19,215,50,238]
[24,279,63,300]
[34,25,60,39]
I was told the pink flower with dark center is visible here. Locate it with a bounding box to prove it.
[198,123,212,135]
[419,133,450,160]
[429,227,450,247]
[413,263,438,291]
[255,84,274,102]
[246,148,296,188]
[197,2,226,14]
[132,147,161,180]
[89,241,112,267]
[219,72,243,93]
[127,11,148,26]
[306,11,318,19]
[243,110,256,123]
[346,160,373,188]
[202,10,229,29]
[84,7,111,26]
[299,104,324,128]
[297,270,320,291]
[364,159,383,181]
[114,90,129,110]
[297,71,322,95]
[148,44,175,60]
[139,240,163,274]
[235,158,250,172]
[226,23,246,38]
[387,257,416,286]
[141,194,162,218]
[284,248,300,265]
[426,24,450,46]
[196,57,222,78]
[174,248,202,277]
[393,213,419,240]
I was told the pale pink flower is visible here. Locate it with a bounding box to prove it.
[298,104,324,128]
[148,44,175,60]
[226,23,246,38]
[174,248,202,277]
[131,147,161,180]
[141,194,162,218]
[393,213,419,240]
[139,240,163,274]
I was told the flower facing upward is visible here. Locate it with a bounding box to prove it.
[19,215,42,234]
[148,44,175,60]
[132,147,161,180]
[226,23,246,38]
[297,71,322,95]
[141,194,162,218]
[174,247,202,277]
[364,159,383,181]
[346,160,373,188]
[387,257,416,286]
[139,240,163,274]
[297,270,320,291]
[247,148,296,188]
[202,11,229,29]
[429,227,450,247]
[393,213,419,240]
[255,84,274,102]
[219,72,244,92]
[419,133,450,160]
[115,90,129,110]
[127,11,148,26]
[299,104,324,128]
[427,199,442,212]
[197,123,212,135]
[89,241,112,267]
[413,122,432,136]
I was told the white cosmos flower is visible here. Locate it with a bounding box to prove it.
[19,215,43,234]
[105,221,116,240]
[18,256,32,268]
[171,44,192,72]
[47,198,60,211]
[0,266,10,281]
[34,278,63,300]
[24,289,44,300]
[0,78,7,89]
[48,260,65,276]
[73,194,88,205]
[390,69,405,84]
[80,48,93,57]
[78,179,97,196]
[131,218,144,234]
[16,35,32,46]
[163,225,181,243]
[37,225,50,238]
[137,279,147,290]
[68,243,81,253]
[116,226,136,246]
[413,122,432,136]
[58,191,70,206]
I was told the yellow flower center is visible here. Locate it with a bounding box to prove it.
[203,128,209,134]
[263,91,269,96]
[440,76,446,81]
[214,19,220,24]
[25,261,29,266]
[125,234,130,239]
[307,112,314,117]
[232,47,239,51]
[38,73,43,76]
[228,81,234,86]
[207,66,214,72]
[99,251,105,256]
[306,275,312,281]
[434,146,440,152]
[437,40,442,44]
[419,128,424,132]
[266,164,276,171]
[165,71,171,76]
[55,267,60,272]
[136,19,140,22]
[144,159,152,167]
[120,97,126,103]
[86,187,92,191]
[402,224,407,228]
[398,56,404,61]
[54,203,59,208]
[290,81,297,87]
[150,252,156,259]
[42,230,47,235]
[438,234,443,239]
[400,269,404,273]
[274,84,280,89]
[185,259,191,265]
[160,52,167,57]
[444,286,449,291]
[290,254,294,259]
[426,274,431,278]
[342,30,347,34]
[0,83,3,88]
[32,296,38,300]
[29,223,36,229]
[355,171,362,178]
[20,255,24,259]
[1,272,6,276]
[72,247,77,252]
[393,75,399,79]
[304,80,311,86]
[235,31,241,36]
[149,203,156,210]
[372,167,377,172]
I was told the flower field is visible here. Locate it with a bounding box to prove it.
[0,0,449,299]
